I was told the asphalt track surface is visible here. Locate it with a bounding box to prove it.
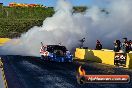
[1,55,132,88]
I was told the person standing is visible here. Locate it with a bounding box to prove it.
[79,38,85,48]
[129,40,132,51]
[95,40,102,50]
[114,40,121,52]
[121,38,129,53]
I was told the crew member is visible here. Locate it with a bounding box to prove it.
[95,40,102,50]
[79,38,85,48]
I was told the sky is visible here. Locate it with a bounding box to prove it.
[0,0,109,7]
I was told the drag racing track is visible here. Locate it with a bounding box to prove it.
[1,55,132,88]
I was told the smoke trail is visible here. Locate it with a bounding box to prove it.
[0,0,132,56]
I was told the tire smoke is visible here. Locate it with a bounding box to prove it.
[0,0,132,56]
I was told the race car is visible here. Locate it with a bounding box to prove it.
[40,43,73,62]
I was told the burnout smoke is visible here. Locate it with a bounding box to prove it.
[0,0,132,56]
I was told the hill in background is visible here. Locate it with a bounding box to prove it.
[0,6,87,38]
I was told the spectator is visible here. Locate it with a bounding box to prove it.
[129,40,132,51]
[121,38,129,53]
[114,40,121,52]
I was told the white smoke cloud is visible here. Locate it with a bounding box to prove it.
[0,0,132,56]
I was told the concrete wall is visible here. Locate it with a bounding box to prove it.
[86,49,115,65]
[126,53,132,68]
[75,48,85,59]
[0,38,10,46]
[75,48,132,69]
